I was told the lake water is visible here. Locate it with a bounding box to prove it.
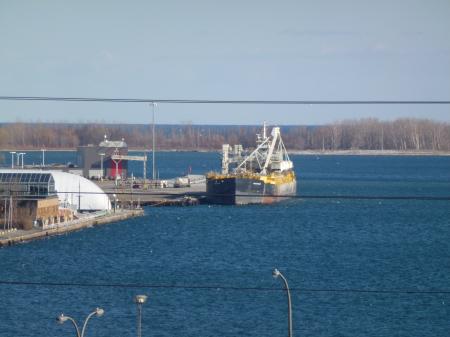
[0,152,449,337]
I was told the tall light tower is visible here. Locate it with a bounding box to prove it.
[9,151,16,168]
[151,102,157,183]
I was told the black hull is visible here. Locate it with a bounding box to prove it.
[206,177,296,205]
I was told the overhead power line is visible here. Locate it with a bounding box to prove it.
[0,96,450,105]
[0,191,449,201]
[1,280,450,295]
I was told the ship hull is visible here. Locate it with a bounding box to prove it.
[206,176,296,205]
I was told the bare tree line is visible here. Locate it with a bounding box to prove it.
[283,118,450,151]
[0,118,449,152]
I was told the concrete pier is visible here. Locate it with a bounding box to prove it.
[95,176,206,207]
[0,209,144,247]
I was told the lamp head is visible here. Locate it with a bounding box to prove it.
[56,313,68,324]
[134,294,148,304]
[95,308,105,317]
[272,268,281,278]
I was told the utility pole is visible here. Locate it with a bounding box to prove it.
[151,102,157,183]
[143,151,147,187]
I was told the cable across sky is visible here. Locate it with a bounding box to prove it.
[0,96,450,105]
[1,192,449,201]
[1,279,450,295]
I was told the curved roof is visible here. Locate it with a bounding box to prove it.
[0,169,111,211]
[51,171,111,211]
[0,171,56,198]
[99,140,127,148]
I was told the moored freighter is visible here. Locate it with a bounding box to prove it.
[206,124,296,205]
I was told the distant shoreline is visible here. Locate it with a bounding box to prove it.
[1,148,449,156]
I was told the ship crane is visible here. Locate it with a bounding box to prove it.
[261,127,280,175]
[234,135,271,173]
[234,126,291,175]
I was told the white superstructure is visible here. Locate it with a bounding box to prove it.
[221,124,293,175]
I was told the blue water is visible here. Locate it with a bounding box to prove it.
[1,153,450,337]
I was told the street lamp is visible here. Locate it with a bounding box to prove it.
[113,194,117,213]
[134,295,148,337]
[56,307,104,337]
[19,152,26,168]
[273,268,293,337]
[9,151,16,168]
[41,148,46,167]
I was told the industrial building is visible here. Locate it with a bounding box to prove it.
[77,135,129,179]
[0,170,111,230]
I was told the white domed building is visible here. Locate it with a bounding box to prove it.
[50,171,111,211]
[0,169,111,211]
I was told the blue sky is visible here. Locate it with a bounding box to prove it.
[0,0,449,125]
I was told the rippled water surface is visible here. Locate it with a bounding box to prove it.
[0,153,449,337]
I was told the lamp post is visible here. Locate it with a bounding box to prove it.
[9,152,16,168]
[56,307,104,337]
[134,295,148,337]
[113,194,117,213]
[273,268,293,337]
[19,152,26,168]
[41,148,46,167]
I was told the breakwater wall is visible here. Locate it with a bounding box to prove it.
[0,209,144,247]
